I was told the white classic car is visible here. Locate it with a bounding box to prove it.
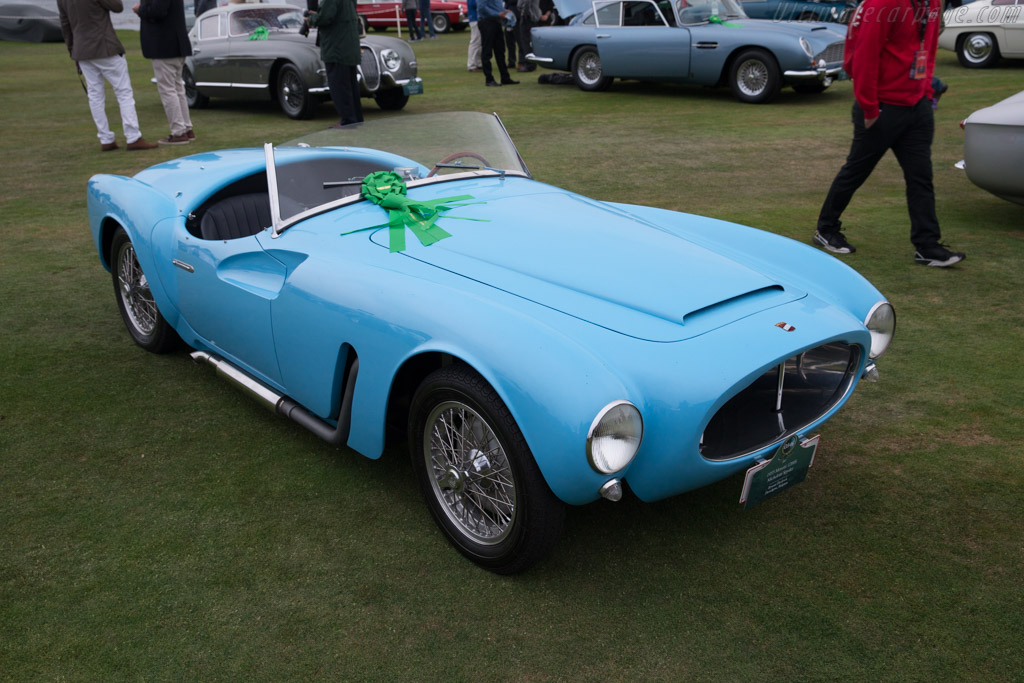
[940,0,1024,67]
[958,89,1024,205]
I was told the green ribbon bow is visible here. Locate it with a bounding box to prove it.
[343,171,485,253]
[248,26,269,40]
[707,15,741,27]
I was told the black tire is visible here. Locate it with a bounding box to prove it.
[571,45,611,92]
[372,25,387,32]
[110,228,179,354]
[431,12,450,33]
[374,88,409,111]
[276,63,316,119]
[793,82,829,94]
[729,48,781,104]
[183,65,209,109]
[957,32,1000,68]
[409,365,565,574]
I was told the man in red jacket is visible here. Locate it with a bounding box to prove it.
[814,0,965,267]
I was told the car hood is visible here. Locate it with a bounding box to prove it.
[361,180,805,342]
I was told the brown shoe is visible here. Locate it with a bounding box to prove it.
[100,141,119,152]
[157,134,191,146]
[126,137,159,151]
[185,129,195,140]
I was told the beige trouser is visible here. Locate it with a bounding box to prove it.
[152,57,193,137]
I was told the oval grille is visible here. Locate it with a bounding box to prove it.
[700,342,860,461]
[360,46,381,91]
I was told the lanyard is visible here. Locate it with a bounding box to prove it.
[912,0,929,46]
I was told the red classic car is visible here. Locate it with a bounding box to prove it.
[357,0,468,33]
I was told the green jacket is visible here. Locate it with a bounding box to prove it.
[308,0,361,66]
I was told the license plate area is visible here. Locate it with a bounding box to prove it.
[740,435,819,509]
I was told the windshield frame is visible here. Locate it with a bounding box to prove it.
[266,112,531,238]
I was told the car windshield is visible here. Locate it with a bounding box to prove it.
[266,112,530,234]
[675,0,747,24]
[229,8,305,36]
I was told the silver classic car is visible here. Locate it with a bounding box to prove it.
[185,3,423,119]
[959,89,1024,206]
[530,0,846,103]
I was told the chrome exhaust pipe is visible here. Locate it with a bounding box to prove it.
[190,351,358,446]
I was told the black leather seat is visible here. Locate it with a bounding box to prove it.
[199,193,272,241]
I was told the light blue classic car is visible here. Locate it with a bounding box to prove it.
[530,0,847,102]
[87,113,894,573]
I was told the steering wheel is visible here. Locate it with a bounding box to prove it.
[427,152,492,177]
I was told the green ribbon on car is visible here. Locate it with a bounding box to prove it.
[341,171,486,253]
[248,26,269,40]
[707,15,741,27]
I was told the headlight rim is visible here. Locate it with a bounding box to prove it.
[864,301,896,360]
[586,400,644,475]
[380,48,402,72]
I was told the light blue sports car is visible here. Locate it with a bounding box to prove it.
[88,112,894,573]
[530,0,847,102]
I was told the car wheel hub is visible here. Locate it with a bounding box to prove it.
[579,54,602,85]
[425,401,516,545]
[738,60,767,96]
[965,34,993,62]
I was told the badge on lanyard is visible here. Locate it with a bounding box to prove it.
[911,49,927,79]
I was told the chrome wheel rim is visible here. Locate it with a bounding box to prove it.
[116,242,157,336]
[963,34,994,64]
[577,51,603,87]
[424,400,516,545]
[737,58,768,96]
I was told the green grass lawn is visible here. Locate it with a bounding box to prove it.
[1,29,1022,680]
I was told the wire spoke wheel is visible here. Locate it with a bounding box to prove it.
[736,58,769,97]
[116,241,158,337]
[425,401,516,544]
[409,365,565,574]
[109,228,178,353]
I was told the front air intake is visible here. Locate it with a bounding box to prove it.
[700,342,860,460]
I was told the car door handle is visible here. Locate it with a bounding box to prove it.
[596,33,610,38]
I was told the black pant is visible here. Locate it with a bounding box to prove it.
[516,17,535,65]
[479,18,510,83]
[818,98,941,249]
[325,62,363,125]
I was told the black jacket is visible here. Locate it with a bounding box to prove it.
[138,0,192,60]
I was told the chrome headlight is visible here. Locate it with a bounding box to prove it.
[865,301,896,359]
[586,401,643,474]
[381,48,402,72]
[799,37,814,59]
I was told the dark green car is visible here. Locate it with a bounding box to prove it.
[185,3,423,119]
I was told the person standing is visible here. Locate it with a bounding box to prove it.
[308,0,364,125]
[477,0,517,86]
[404,0,424,40]
[134,0,194,146]
[194,0,216,16]
[814,0,965,267]
[466,0,481,71]
[56,0,158,151]
[418,0,437,38]
[514,0,539,71]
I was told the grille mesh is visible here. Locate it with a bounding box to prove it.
[814,41,845,65]
[360,46,380,91]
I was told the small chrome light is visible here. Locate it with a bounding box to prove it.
[381,48,402,72]
[800,36,813,59]
[865,301,896,359]
[600,479,623,501]
[586,401,643,474]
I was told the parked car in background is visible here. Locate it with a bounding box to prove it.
[0,2,62,42]
[940,0,1024,67]
[738,0,855,23]
[357,0,468,33]
[185,3,422,119]
[86,112,895,573]
[958,89,1024,205]
[529,0,847,103]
